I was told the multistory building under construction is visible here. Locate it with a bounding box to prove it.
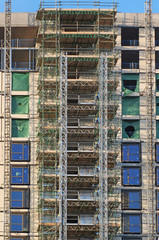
[0,1,120,240]
[1,0,159,240]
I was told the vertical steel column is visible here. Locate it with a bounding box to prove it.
[99,53,108,240]
[4,0,11,240]
[145,1,155,239]
[59,52,68,240]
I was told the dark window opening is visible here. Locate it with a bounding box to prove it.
[155,28,159,46]
[67,143,78,151]
[122,51,139,69]
[121,27,139,46]
[67,167,78,175]
[156,52,159,69]
[157,79,159,91]
[123,80,137,92]
[67,216,78,224]
[125,126,135,138]
[68,99,78,104]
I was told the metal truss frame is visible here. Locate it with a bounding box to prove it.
[4,1,11,239]
[59,52,68,240]
[99,52,108,240]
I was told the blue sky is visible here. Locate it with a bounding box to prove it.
[0,0,158,13]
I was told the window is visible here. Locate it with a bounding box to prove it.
[122,190,141,209]
[156,144,159,162]
[11,166,29,184]
[11,238,29,240]
[122,238,141,240]
[11,214,29,232]
[156,168,159,186]
[157,214,159,233]
[11,190,29,208]
[122,167,141,186]
[122,143,140,162]
[11,142,29,161]
[67,216,78,224]
[123,214,141,233]
[156,191,159,209]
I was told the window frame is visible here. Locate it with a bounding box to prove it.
[11,166,30,185]
[122,167,141,186]
[11,213,29,232]
[11,189,30,209]
[122,213,142,234]
[122,238,142,240]
[157,214,159,233]
[121,190,142,210]
[11,142,30,162]
[156,143,159,163]
[11,238,29,240]
[122,143,141,163]
[156,167,159,186]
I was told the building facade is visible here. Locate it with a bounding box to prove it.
[1,4,159,240]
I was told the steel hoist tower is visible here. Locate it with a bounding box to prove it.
[4,0,11,239]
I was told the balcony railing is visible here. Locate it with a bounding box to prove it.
[122,40,139,46]
[122,62,139,69]
[12,62,36,70]
[0,39,36,48]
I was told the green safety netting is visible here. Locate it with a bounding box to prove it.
[12,96,29,114]
[122,97,139,115]
[12,119,29,137]
[156,97,159,115]
[156,74,159,92]
[122,74,139,96]
[122,120,140,139]
[12,73,29,91]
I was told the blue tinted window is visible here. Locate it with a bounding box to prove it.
[122,144,140,162]
[157,168,159,186]
[129,192,140,209]
[11,215,22,231]
[11,214,28,232]
[157,215,159,232]
[11,190,29,208]
[122,191,141,209]
[156,145,159,162]
[11,167,29,184]
[11,143,29,161]
[11,191,22,207]
[123,168,141,186]
[157,192,159,209]
[124,214,141,233]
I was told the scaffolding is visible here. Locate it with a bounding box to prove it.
[145,0,155,239]
[36,1,120,239]
[4,1,11,240]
